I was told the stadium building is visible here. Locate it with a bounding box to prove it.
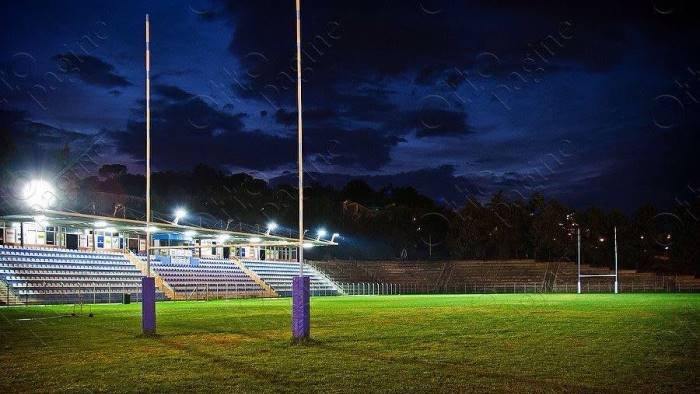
[0,210,341,304]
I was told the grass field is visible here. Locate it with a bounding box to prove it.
[0,294,698,393]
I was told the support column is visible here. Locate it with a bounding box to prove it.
[142,277,156,335]
[292,275,310,340]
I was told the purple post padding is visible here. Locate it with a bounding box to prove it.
[141,277,156,335]
[292,276,311,339]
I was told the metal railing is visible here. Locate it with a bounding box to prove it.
[334,281,700,295]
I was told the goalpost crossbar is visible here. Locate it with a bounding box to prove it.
[577,227,619,294]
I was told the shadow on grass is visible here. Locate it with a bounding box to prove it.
[288,336,322,347]
[136,332,163,339]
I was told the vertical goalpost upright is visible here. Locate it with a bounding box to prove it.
[291,0,311,341]
[577,227,619,294]
[141,14,156,335]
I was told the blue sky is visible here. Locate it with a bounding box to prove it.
[1,0,698,211]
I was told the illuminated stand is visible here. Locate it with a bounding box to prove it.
[577,227,619,294]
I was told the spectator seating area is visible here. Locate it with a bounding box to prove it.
[142,256,266,298]
[312,259,700,293]
[241,260,340,296]
[0,246,147,304]
[4,246,696,305]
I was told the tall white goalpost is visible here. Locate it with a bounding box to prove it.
[577,227,619,294]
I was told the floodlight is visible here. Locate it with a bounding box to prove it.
[331,233,340,242]
[303,242,314,249]
[266,221,278,235]
[184,230,196,237]
[249,236,262,243]
[316,228,327,241]
[20,179,56,210]
[173,208,187,224]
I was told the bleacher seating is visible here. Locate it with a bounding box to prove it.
[144,256,265,297]
[0,246,147,304]
[312,259,700,293]
[241,260,340,296]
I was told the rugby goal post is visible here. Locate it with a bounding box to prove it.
[577,227,619,294]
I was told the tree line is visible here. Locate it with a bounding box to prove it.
[3,163,698,274]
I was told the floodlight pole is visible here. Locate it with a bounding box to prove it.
[614,226,618,294]
[142,14,156,335]
[292,0,311,341]
[577,228,581,294]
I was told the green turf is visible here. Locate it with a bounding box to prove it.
[0,294,698,393]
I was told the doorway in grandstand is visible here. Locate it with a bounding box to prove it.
[66,234,79,250]
[128,238,139,253]
[259,248,266,260]
[223,247,230,259]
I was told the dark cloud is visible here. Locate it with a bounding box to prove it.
[2,0,699,211]
[394,109,472,138]
[213,1,658,95]
[152,69,198,81]
[52,54,131,88]
[414,64,448,86]
[0,108,92,171]
[153,84,194,101]
[274,108,336,127]
[305,125,404,171]
[112,84,401,171]
[111,93,293,171]
[272,165,485,205]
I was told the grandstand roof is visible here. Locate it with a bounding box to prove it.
[1,210,336,247]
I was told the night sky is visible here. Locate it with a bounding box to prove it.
[1,1,699,211]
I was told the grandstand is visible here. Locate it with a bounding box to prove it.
[0,247,341,305]
[138,255,269,299]
[2,210,698,306]
[313,259,700,294]
[0,245,147,304]
[0,211,340,304]
[241,260,340,296]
